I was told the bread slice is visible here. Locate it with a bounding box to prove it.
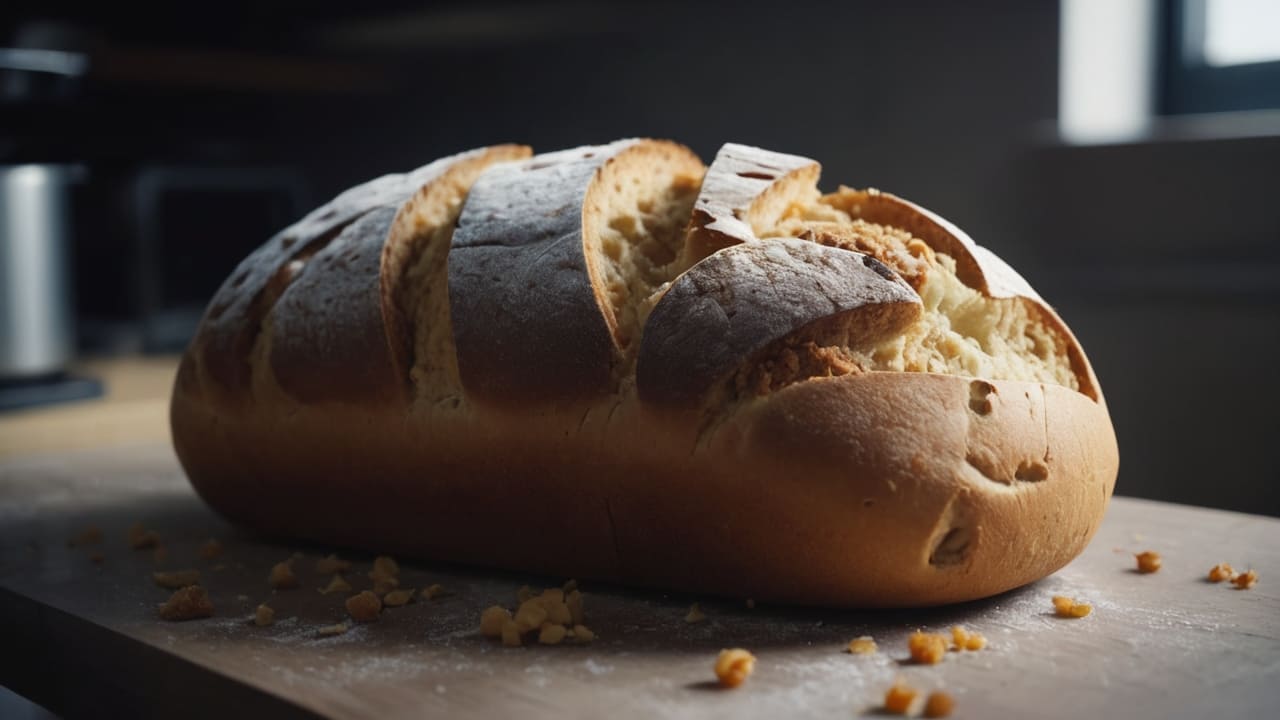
[267,205,403,404]
[678,142,820,269]
[188,146,528,406]
[448,139,704,406]
[638,239,921,407]
[193,171,429,401]
[379,145,531,405]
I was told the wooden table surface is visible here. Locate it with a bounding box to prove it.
[1,360,1278,719]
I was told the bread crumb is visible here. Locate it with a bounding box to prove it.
[368,556,400,594]
[319,574,352,595]
[152,569,201,589]
[317,622,349,637]
[370,555,399,579]
[1135,550,1162,574]
[714,648,756,688]
[539,623,568,645]
[423,583,445,600]
[1208,563,1236,583]
[883,681,917,714]
[846,636,877,654]
[315,554,351,574]
[539,590,573,625]
[269,561,299,589]
[482,589,592,647]
[514,598,549,632]
[1052,595,1092,618]
[254,604,275,627]
[908,631,948,664]
[346,590,382,622]
[480,606,511,638]
[199,539,223,560]
[383,589,415,607]
[68,526,103,547]
[562,579,578,594]
[1233,569,1258,590]
[571,624,595,643]
[949,626,985,651]
[501,618,522,647]
[685,603,707,624]
[516,585,535,604]
[372,576,400,595]
[566,589,585,626]
[923,691,955,718]
[159,586,213,621]
[127,523,160,550]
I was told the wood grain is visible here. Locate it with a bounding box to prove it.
[0,357,175,460]
[1,442,1277,719]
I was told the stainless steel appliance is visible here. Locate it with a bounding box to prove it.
[0,163,81,378]
[0,164,103,411]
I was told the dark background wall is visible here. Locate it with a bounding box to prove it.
[2,1,1277,514]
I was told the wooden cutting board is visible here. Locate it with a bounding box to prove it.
[1,442,1278,719]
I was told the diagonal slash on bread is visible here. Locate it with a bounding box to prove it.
[448,139,703,405]
[183,144,530,407]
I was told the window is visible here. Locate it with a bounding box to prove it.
[1163,0,1280,114]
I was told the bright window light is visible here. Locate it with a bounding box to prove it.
[1203,0,1280,66]
[1059,0,1156,143]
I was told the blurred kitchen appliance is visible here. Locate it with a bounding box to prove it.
[1,164,81,376]
[0,163,102,410]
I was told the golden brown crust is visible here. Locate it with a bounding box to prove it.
[173,370,1116,607]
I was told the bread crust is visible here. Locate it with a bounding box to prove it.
[268,206,401,405]
[172,139,1119,608]
[637,239,921,406]
[448,140,704,405]
[682,143,820,266]
[380,144,532,401]
[190,146,528,405]
[173,370,1116,607]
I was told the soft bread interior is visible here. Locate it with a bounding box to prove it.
[739,189,1081,396]
[400,217,463,404]
[385,147,531,405]
[585,143,703,358]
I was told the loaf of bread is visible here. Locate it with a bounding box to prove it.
[171,139,1118,607]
